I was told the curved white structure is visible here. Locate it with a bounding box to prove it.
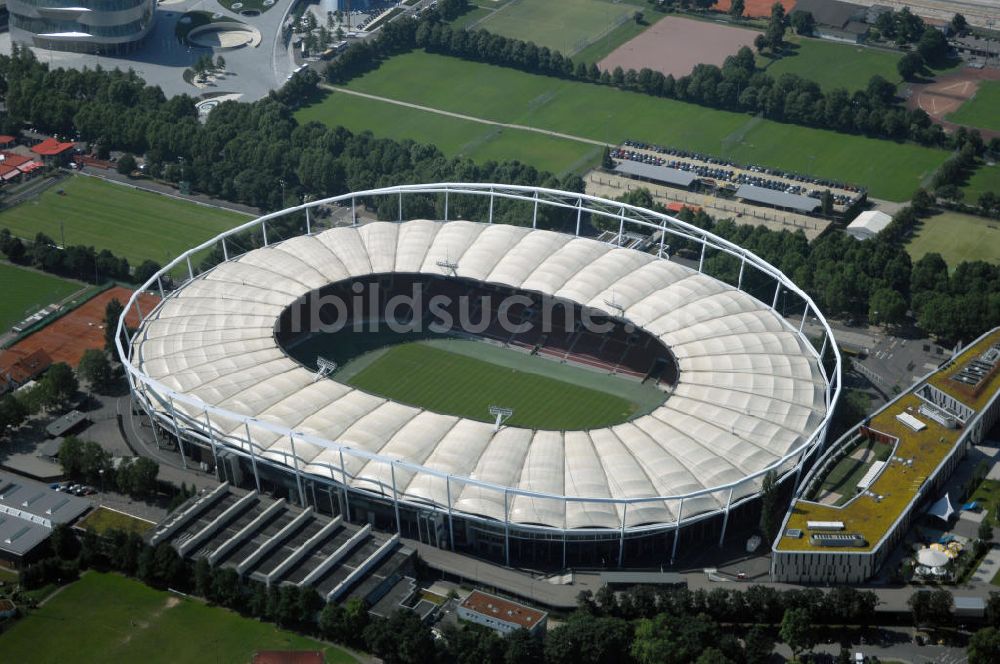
[9,0,154,52]
[121,184,841,566]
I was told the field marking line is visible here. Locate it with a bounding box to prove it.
[86,504,158,525]
[323,84,607,147]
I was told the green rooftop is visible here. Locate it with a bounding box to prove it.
[776,328,1000,553]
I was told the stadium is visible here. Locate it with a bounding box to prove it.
[119,183,841,569]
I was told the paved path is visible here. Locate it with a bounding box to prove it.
[971,542,1000,584]
[323,85,608,148]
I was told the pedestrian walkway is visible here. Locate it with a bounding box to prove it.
[971,542,1000,584]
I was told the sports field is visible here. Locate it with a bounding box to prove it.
[947,80,1000,132]
[905,210,1000,269]
[304,51,950,201]
[0,572,357,663]
[471,0,645,56]
[0,262,83,331]
[302,92,600,176]
[963,161,1000,202]
[761,37,902,93]
[342,338,664,430]
[0,176,249,266]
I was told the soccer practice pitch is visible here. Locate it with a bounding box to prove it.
[0,176,249,266]
[905,210,1000,270]
[947,80,1000,133]
[0,262,84,331]
[304,51,951,201]
[306,335,666,430]
[0,572,357,664]
[471,0,645,56]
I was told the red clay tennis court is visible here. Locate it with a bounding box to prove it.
[5,286,159,367]
[714,0,796,18]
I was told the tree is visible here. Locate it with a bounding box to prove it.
[194,557,212,598]
[759,469,780,542]
[41,362,78,407]
[821,189,834,216]
[869,287,908,326]
[506,628,544,664]
[0,394,28,433]
[950,13,968,35]
[215,55,226,71]
[897,51,924,81]
[631,612,721,664]
[104,298,125,353]
[364,610,436,664]
[743,624,774,664]
[116,153,137,176]
[766,3,787,51]
[633,11,644,25]
[790,11,815,36]
[601,146,613,169]
[730,0,745,19]
[917,27,950,65]
[78,349,114,393]
[134,259,161,285]
[779,607,814,659]
[969,627,1000,664]
[753,33,767,53]
[980,519,994,543]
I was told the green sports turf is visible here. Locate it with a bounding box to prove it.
[475,0,644,56]
[0,176,250,267]
[760,36,902,93]
[905,210,1000,269]
[0,572,357,664]
[302,92,599,176]
[344,340,657,429]
[962,161,1000,202]
[0,262,83,331]
[76,506,155,536]
[304,51,950,201]
[947,80,1000,133]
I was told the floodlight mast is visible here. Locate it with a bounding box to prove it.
[314,357,338,382]
[489,405,513,432]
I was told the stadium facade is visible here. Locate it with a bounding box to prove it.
[120,184,841,569]
[8,0,154,53]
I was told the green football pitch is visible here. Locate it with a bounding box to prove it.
[302,51,950,201]
[947,80,1000,133]
[963,161,1000,202]
[472,0,645,56]
[905,210,1000,269]
[760,36,902,93]
[0,262,84,331]
[338,338,665,430]
[0,176,250,267]
[0,572,357,663]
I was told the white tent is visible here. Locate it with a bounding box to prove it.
[846,210,892,241]
[916,547,949,567]
[927,493,955,522]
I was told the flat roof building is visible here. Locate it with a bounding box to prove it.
[0,471,92,567]
[773,327,1000,583]
[458,590,548,636]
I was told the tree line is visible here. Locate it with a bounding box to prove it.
[327,11,955,148]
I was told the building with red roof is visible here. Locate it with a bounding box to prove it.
[0,136,16,149]
[0,349,53,395]
[31,138,75,164]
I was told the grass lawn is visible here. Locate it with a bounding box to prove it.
[76,506,156,536]
[0,262,84,331]
[0,176,249,267]
[0,572,357,663]
[760,37,902,92]
[473,0,645,57]
[305,51,950,200]
[346,341,647,429]
[947,80,1000,133]
[962,160,1000,202]
[819,438,894,505]
[905,210,1000,269]
[0,566,18,587]
[304,92,599,176]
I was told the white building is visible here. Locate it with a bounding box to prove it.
[846,210,892,240]
[457,590,547,636]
